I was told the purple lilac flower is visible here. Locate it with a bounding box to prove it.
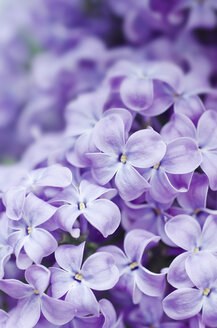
[163,253,217,327]
[165,214,217,288]
[0,214,13,278]
[50,242,119,317]
[88,113,167,201]
[99,229,166,303]
[8,193,57,269]
[50,179,121,238]
[0,264,75,327]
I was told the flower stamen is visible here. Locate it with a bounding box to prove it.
[74,273,83,282]
[129,261,138,271]
[27,226,32,234]
[78,202,86,211]
[33,289,39,295]
[120,154,127,164]
[153,162,160,170]
[203,288,210,296]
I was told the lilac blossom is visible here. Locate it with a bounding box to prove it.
[165,214,217,288]
[50,242,119,317]
[163,253,217,326]
[88,114,167,201]
[8,193,57,269]
[0,264,75,327]
[3,164,72,220]
[99,229,166,303]
[0,214,13,278]
[50,179,120,238]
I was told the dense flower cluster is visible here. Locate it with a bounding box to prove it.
[1,0,217,327]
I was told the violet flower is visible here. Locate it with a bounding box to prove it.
[166,214,217,288]
[50,179,121,238]
[99,229,166,303]
[8,193,57,269]
[0,214,13,278]
[50,242,119,317]
[88,114,167,201]
[0,264,75,327]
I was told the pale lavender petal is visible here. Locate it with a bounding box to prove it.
[135,267,166,297]
[24,193,56,227]
[99,299,117,328]
[126,128,166,168]
[0,279,32,298]
[55,243,85,273]
[167,252,194,288]
[24,228,58,264]
[82,252,119,290]
[79,180,117,202]
[84,199,121,237]
[201,215,217,251]
[200,151,217,190]
[202,292,217,328]
[6,295,41,328]
[120,77,153,111]
[98,245,128,274]
[185,252,217,289]
[50,267,73,299]
[25,264,50,294]
[41,294,75,325]
[88,153,119,185]
[33,165,72,188]
[104,107,133,133]
[115,164,149,201]
[174,95,205,125]
[93,114,125,154]
[124,229,160,263]
[161,138,201,174]
[163,288,203,320]
[166,172,193,192]
[165,215,201,250]
[55,204,80,235]
[161,113,196,143]
[65,283,99,317]
[3,186,26,220]
[197,110,217,151]
[177,173,209,212]
[50,184,79,204]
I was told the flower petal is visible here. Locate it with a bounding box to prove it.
[98,245,128,275]
[185,252,217,289]
[24,228,57,264]
[163,288,203,320]
[167,252,194,288]
[202,292,217,328]
[65,282,99,317]
[115,164,149,201]
[82,252,119,290]
[84,199,121,237]
[201,215,217,251]
[50,267,73,299]
[33,165,72,188]
[197,110,217,151]
[165,215,201,251]
[120,76,153,111]
[135,267,166,297]
[41,294,75,325]
[25,264,50,294]
[93,114,125,154]
[200,151,217,190]
[161,138,201,174]
[54,204,80,235]
[3,186,26,220]
[24,193,56,227]
[0,279,32,298]
[124,229,160,263]
[79,180,117,202]
[55,242,85,273]
[126,128,166,168]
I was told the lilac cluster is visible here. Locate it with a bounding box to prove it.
[1,0,217,327]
